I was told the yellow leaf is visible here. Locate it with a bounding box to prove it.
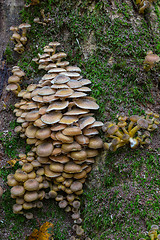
[26,222,54,240]
[38,222,54,240]
[26,229,39,240]
[7,159,17,167]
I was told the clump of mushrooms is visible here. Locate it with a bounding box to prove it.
[33,9,51,26]
[10,23,31,54]
[103,111,159,152]
[7,41,103,239]
[6,66,25,95]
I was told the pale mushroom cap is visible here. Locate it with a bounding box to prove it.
[64,108,89,116]
[79,116,95,129]
[13,204,23,213]
[41,112,62,124]
[66,66,81,73]
[6,83,18,91]
[46,101,69,112]
[74,99,99,110]
[70,181,83,192]
[36,142,54,157]
[19,23,31,29]
[67,80,82,89]
[54,88,74,98]
[8,75,20,84]
[137,118,149,129]
[38,86,55,96]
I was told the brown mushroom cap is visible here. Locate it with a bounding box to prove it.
[25,125,38,138]
[24,179,39,191]
[14,170,28,182]
[70,181,83,192]
[88,136,103,149]
[62,126,82,136]
[50,155,70,163]
[70,150,87,161]
[56,131,73,143]
[64,162,82,173]
[64,108,89,116]
[41,112,62,124]
[62,142,82,152]
[35,127,51,140]
[36,142,54,157]
[11,185,25,197]
[24,191,38,202]
[44,166,61,178]
[49,162,64,172]
[22,163,34,173]
[25,111,40,121]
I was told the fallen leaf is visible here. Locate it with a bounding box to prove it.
[7,159,17,167]
[26,222,54,240]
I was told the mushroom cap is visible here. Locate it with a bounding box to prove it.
[13,204,23,213]
[64,108,89,116]
[144,53,160,64]
[25,125,38,138]
[49,163,64,172]
[66,66,81,73]
[62,142,81,152]
[62,126,82,136]
[49,41,60,47]
[38,86,55,96]
[51,75,70,84]
[14,170,28,182]
[24,179,39,191]
[22,163,34,173]
[6,83,18,91]
[35,127,51,140]
[0,186,4,197]
[46,101,69,112]
[25,111,40,121]
[54,88,74,98]
[56,131,73,143]
[41,112,62,124]
[88,136,103,149]
[74,99,99,110]
[75,135,89,145]
[64,162,82,173]
[59,200,68,208]
[48,68,66,73]
[24,191,38,202]
[44,165,61,178]
[19,23,31,29]
[70,181,83,192]
[36,142,54,157]
[70,150,87,161]
[49,155,70,163]
[67,80,82,89]
[8,75,20,84]
[79,116,95,129]
[129,115,140,122]
[137,118,149,129]
[11,185,25,197]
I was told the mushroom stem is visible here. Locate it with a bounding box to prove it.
[129,125,141,137]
